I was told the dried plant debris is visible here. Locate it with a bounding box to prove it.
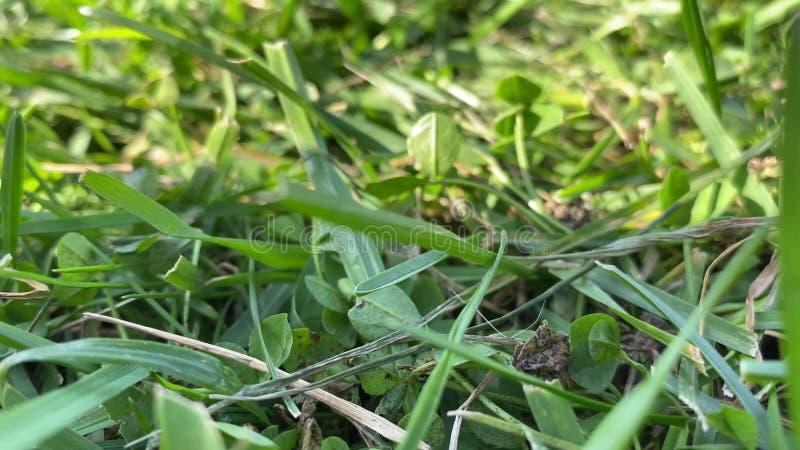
[512,320,572,386]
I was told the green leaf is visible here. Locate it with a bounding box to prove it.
[664,52,739,166]
[53,232,100,306]
[523,383,585,444]
[680,0,720,113]
[768,389,791,450]
[588,318,620,364]
[249,313,293,368]
[358,357,401,395]
[354,251,446,295]
[321,436,350,450]
[406,112,462,179]
[216,422,279,449]
[568,313,620,392]
[493,109,539,137]
[163,255,200,291]
[306,275,351,313]
[494,75,542,104]
[82,171,308,268]
[1,111,26,260]
[365,176,426,198]
[0,339,242,394]
[398,413,445,449]
[154,387,225,450]
[660,166,691,226]
[81,171,201,237]
[322,308,357,348]
[706,405,759,450]
[0,364,147,450]
[348,286,421,341]
[781,24,800,448]
[409,275,444,315]
[531,103,565,136]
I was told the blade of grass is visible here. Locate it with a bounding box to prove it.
[354,251,446,295]
[0,266,127,288]
[2,111,26,262]
[665,54,778,214]
[0,364,148,450]
[664,52,738,166]
[81,171,308,269]
[274,183,532,276]
[247,258,300,417]
[584,268,758,356]
[0,321,95,373]
[262,41,421,345]
[0,338,242,393]
[780,21,800,448]
[680,0,721,113]
[396,232,506,450]
[15,211,141,236]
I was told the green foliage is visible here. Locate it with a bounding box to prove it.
[495,75,542,105]
[163,255,200,291]
[523,383,585,444]
[0,1,791,449]
[53,232,100,305]
[406,112,463,179]
[568,313,621,392]
[1,112,26,261]
[154,387,226,450]
[249,314,293,368]
[706,405,759,450]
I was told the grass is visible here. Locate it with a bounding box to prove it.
[0,1,794,449]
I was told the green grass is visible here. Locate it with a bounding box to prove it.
[0,1,794,449]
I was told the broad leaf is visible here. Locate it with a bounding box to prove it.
[569,313,620,392]
[406,112,462,179]
[154,387,225,450]
[495,75,542,104]
[249,313,294,368]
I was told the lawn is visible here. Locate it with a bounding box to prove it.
[0,1,797,449]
